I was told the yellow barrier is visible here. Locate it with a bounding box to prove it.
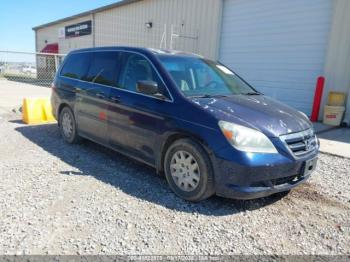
[327,91,347,107]
[22,97,56,124]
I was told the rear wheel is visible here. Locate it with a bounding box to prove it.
[59,107,81,144]
[164,138,215,202]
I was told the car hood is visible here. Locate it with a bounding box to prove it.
[190,95,312,137]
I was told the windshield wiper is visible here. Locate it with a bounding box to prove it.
[189,94,228,98]
[243,92,262,96]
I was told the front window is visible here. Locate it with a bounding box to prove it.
[118,53,168,98]
[158,56,258,97]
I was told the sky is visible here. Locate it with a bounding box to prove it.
[0,0,119,52]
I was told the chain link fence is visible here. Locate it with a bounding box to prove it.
[0,51,66,87]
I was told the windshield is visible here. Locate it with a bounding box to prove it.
[158,55,258,97]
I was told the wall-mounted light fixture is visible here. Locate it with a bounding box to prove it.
[145,22,153,29]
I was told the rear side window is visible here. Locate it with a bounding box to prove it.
[60,53,92,80]
[83,51,120,87]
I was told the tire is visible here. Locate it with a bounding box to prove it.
[59,107,81,144]
[164,138,215,202]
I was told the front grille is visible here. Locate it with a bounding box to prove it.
[250,174,301,188]
[272,175,300,186]
[280,129,317,158]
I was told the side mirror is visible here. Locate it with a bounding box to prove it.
[137,80,159,95]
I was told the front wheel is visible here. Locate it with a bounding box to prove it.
[164,138,215,202]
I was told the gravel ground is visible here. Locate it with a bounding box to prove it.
[0,112,349,255]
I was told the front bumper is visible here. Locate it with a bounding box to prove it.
[212,146,318,200]
[216,171,312,200]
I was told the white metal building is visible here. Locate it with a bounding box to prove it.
[33,0,350,123]
[33,0,222,59]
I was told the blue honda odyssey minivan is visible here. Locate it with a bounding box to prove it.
[51,47,319,202]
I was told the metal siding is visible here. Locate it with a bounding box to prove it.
[36,0,222,59]
[219,0,332,115]
[32,0,142,30]
[323,0,350,124]
[94,0,222,59]
[36,15,93,54]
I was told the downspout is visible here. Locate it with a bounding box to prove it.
[34,29,38,52]
[214,0,224,60]
[345,94,350,125]
[92,13,96,47]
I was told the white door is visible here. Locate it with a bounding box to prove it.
[219,0,332,115]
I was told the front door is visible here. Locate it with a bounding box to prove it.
[108,52,172,165]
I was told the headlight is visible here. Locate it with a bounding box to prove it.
[299,111,309,120]
[315,134,320,146]
[218,121,278,153]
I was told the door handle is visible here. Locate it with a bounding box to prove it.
[96,93,106,99]
[110,96,121,103]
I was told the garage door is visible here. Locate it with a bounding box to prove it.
[219,0,332,115]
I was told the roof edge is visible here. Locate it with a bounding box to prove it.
[32,0,142,30]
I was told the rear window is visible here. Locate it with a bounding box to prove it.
[83,51,119,87]
[60,52,92,80]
